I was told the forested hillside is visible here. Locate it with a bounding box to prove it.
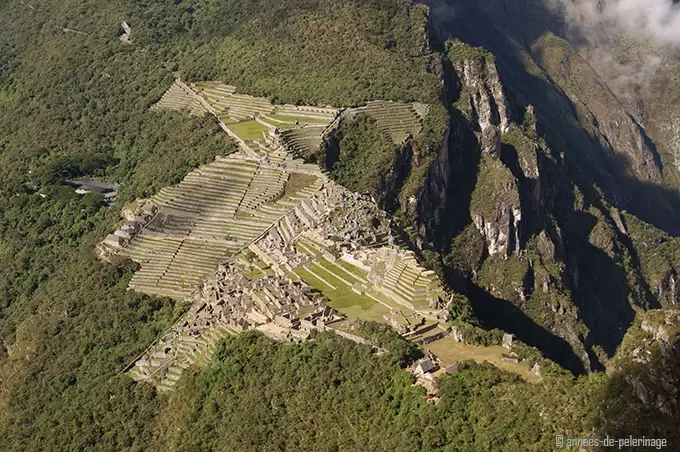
[0,0,678,450]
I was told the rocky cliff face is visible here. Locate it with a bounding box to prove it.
[447,43,523,258]
[313,0,679,376]
[421,0,680,234]
[451,47,510,136]
[402,1,680,374]
[469,157,521,257]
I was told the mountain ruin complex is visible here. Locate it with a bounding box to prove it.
[100,80,449,390]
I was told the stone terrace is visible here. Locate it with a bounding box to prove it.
[108,79,451,390]
[151,80,206,116]
[118,155,327,300]
[190,81,339,160]
[345,100,424,145]
[130,267,340,391]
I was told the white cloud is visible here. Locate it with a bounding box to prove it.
[548,0,680,49]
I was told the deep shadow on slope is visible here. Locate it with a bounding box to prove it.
[415,0,680,373]
[499,138,638,366]
[422,0,680,236]
[464,278,586,375]
[427,109,588,373]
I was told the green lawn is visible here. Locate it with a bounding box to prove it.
[316,258,359,283]
[295,240,318,257]
[228,120,270,140]
[334,302,391,323]
[426,337,540,383]
[279,173,319,201]
[334,258,369,280]
[276,122,303,130]
[216,113,239,125]
[295,265,389,322]
[258,115,299,130]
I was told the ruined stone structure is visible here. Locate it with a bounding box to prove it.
[105,80,450,390]
[130,267,341,391]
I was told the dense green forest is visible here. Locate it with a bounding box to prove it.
[0,0,678,450]
[324,114,402,195]
[156,332,590,451]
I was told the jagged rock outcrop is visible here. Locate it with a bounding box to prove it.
[451,44,510,135]
[471,199,521,257]
[448,43,524,257]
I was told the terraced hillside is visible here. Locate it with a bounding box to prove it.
[116,156,325,299]
[105,80,450,389]
[127,175,452,389]
[191,81,340,159]
[153,80,425,157]
[151,81,206,116]
[345,100,426,145]
[119,163,450,389]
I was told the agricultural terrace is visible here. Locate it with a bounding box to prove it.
[118,156,325,299]
[111,80,502,390]
[152,80,424,159]
[345,100,425,145]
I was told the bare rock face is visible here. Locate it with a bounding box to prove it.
[452,49,510,134]
[656,269,679,308]
[472,205,522,257]
[640,313,678,345]
[450,44,523,257]
[516,106,540,179]
[666,118,680,173]
[469,150,523,257]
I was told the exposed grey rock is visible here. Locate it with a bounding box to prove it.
[502,333,513,349]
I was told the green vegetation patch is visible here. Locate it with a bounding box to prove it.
[477,255,530,305]
[470,155,520,219]
[426,337,539,383]
[294,265,380,317]
[446,223,486,277]
[227,120,270,141]
[623,212,680,290]
[446,39,493,61]
[155,331,617,451]
[327,114,401,195]
[178,1,441,107]
[280,173,319,200]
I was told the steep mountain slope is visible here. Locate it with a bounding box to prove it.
[423,0,680,234]
[0,0,678,449]
[346,0,680,374]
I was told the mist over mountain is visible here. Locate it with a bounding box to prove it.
[546,0,680,49]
